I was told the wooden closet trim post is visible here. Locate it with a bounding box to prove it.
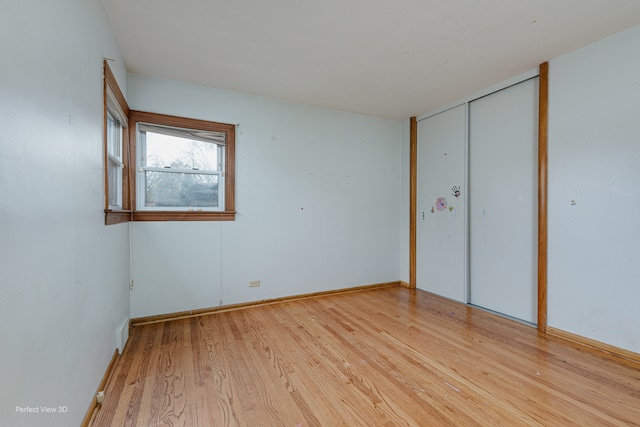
[409,117,417,289]
[538,62,549,332]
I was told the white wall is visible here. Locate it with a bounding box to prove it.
[0,1,130,426]
[548,24,640,353]
[128,76,403,318]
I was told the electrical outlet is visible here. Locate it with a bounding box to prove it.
[249,280,261,288]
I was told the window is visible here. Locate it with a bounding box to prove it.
[103,62,236,224]
[129,111,236,221]
[103,61,131,225]
[137,122,225,210]
[106,111,123,208]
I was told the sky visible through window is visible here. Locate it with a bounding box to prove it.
[145,132,218,170]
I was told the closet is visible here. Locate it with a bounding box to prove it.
[417,76,539,324]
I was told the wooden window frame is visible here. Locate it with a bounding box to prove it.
[104,61,132,225]
[129,111,236,222]
[103,62,236,224]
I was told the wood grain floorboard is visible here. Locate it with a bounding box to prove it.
[91,287,640,426]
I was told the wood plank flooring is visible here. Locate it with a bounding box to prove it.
[91,286,640,426]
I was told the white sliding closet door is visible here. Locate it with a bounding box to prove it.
[469,78,538,323]
[417,105,466,302]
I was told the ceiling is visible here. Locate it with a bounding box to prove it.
[101,0,640,120]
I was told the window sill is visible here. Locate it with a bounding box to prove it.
[132,211,236,222]
[105,210,236,224]
[105,210,133,225]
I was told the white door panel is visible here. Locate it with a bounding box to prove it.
[417,105,466,302]
[469,78,538,323]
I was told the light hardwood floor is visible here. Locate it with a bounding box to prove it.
[91,286,640,426]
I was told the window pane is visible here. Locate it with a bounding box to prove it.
[144,171,219,208]
[108,159,119,207]
[107,113,121,157]
[145,131,218,170]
